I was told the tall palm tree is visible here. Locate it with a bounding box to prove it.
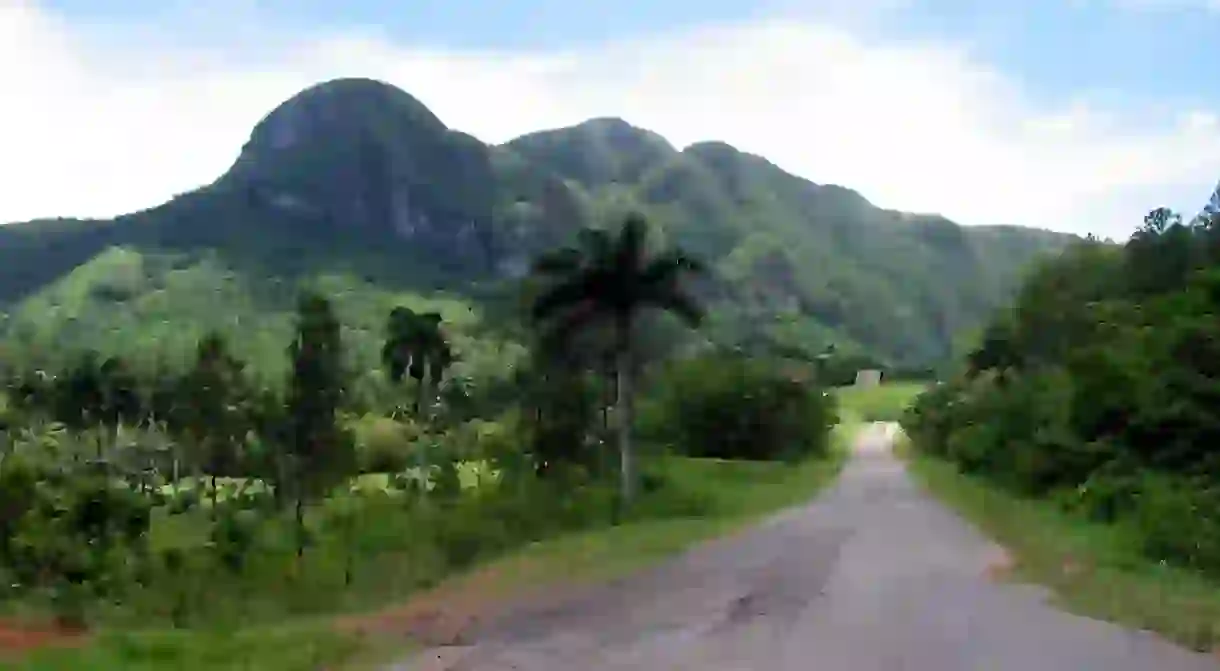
[381,307,453,417]
[531,213,705,503]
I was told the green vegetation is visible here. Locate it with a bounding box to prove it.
[11,452,846,671]
[0,210,843,669]
[901,203,1220,649]
[530,214,706,501]
[835,382,926,423]
[506,124,1072,367]
[9,625,368,671]
[641,354,838,461]
[0,78,1070,381]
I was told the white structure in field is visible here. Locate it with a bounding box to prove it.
[854,369,882,387]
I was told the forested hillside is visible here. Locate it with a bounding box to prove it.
[0,78,1072,377]
[505,119,1073,366]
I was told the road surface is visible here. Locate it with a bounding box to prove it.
[392,422,1217,670]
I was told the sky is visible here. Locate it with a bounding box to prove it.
[3,0,1220,238]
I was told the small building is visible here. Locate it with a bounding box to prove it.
[854,369,883,387]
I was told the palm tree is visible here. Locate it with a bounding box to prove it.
[530,213,705,503]
[381,307,453,417]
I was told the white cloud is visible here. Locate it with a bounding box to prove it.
[3,2,1220,237]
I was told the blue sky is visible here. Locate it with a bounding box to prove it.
[5,0,1220,236]
[45,0,1218,102]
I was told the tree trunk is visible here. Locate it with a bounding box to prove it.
[413,377,425,417]
[614,319,636,505]
[294,496,306,560]
[193,460,205,505]
[602,371,615,479]
[343,519,354,586]
[210,473,218,519]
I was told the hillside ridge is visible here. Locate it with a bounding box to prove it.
[0,77,1076,371]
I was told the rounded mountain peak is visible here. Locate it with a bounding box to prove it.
[214,78,498,270]
[236,78,447,161]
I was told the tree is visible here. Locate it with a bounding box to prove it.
[284,291,353,558]
[903,198,1220,577]
[513,343,601,478]
[381,307,454,418]
[52,353,106,434]
[178,332,249,516]
[530,212,705,503]
[97,357,143,431]
[94,356,144,469]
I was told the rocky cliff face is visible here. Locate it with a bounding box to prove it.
[218,78,501,270]
[212,77,591,277]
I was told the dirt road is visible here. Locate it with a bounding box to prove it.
[391,423,1217,670]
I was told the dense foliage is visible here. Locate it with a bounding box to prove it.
[641,353,838,462]
[0,79,1070,380]
[0,211,838,637]
[902,204,1220,575]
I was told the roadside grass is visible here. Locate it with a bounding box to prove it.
[834,382,925,423]
[903,435,1220,652]
[4,623,367,671]
[513,439,850,583]
[10,439,849,670]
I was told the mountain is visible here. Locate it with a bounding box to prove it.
[503,118,1071,363]
[0,77,1073,378]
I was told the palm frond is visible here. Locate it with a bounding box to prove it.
[615,213,651,275]
[577,227,614,262]
[644,287,705,327]
[532,247,584,276]
[538,302,602,359]
[531,275,596,322]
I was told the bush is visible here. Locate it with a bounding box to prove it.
[644,354,837,461]
[1129,473,1220,572]
[351,416,421,473]
[3,463,154,626]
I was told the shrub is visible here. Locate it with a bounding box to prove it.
[515,365,602,477]
[351,416,421,473]
[644,354,837,461]
[1129,473,1220,572]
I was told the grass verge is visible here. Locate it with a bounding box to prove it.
[4,622,371,671]
[10,437,848,670]
[499,440,849,584]
[904,439,1220,652]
